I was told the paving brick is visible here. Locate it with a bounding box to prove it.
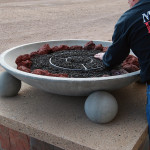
[9,129,30,150]
[0,124,63,150]
[0,125,10,150]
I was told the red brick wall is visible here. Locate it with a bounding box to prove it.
[0,124,30,150]
[0,125,62,150]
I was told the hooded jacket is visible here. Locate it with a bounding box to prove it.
[103,0,150,83]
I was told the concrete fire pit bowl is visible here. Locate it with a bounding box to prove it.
[0,40,140,96]
[0,39,141,123]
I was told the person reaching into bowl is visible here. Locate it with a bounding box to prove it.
[94,0,150,147]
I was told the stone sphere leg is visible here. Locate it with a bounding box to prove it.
[84,91,118,123]
[0,71,21,97]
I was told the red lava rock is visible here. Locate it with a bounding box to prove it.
[17,66,31,73]
[122,55,139,68]
[102,47,108,52]
[111,69,128,76]
[94,44,103,51]
[51,46,59,52]
[52,45,70,52]
[84,41,96,50]
[122,64,139,73]
[17,60,32,68]
[30,51,39,58]
[15,54,30,65]
[32,69,49,75]
[37,44,51,55]
[69,45,83,50]
[59,45,70,51]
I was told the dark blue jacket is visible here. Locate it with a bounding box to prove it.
[103,0,150,83]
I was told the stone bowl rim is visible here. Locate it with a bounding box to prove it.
[0,39,140,82]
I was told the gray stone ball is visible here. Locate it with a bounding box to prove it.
[84,91,118,123]
[0,72,21,97]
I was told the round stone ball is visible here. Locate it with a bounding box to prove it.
[84,91,118,124]
[0,72,21,97]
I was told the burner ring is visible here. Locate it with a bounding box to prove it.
[49,54,102,71]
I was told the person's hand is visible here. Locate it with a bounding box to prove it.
[94,53,105,60]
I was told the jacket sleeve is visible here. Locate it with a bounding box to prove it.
[103,19,130,67]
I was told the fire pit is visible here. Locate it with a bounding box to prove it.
[0,40,140,96]
[0,40,140,123]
